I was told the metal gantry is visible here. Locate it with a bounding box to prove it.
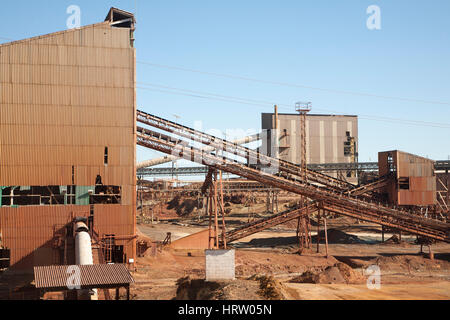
[136,110,450,243]
[136,162,450,177]
[295,102,312,250]
[137,110,354,192]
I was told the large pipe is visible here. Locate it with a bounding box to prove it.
[136,133,261,169]
[137,155,177,169]
[74,221,98,300]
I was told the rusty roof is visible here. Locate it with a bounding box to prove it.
[34,264,134,290]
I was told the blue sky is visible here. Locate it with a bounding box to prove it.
[1,0,449,164]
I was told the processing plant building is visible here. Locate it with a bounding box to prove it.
[0,8,137,270]
[261,110,358,183]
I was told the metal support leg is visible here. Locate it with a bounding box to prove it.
[324,218,329,258]
[316,210,320,253]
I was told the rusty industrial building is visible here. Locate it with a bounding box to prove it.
[261,109,358,184]
[0,8,137,271]
[0,6,449,301]
[378,150,436,207]
[135,108,449,242]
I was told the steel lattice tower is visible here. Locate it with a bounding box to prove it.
[295,102,312,181]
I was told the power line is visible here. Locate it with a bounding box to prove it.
[1,34,449,107]
[137,83,450,128]
[1,32,448,127]
[137,61,450,107]
[137,82,280,107]
[137,86,274,109]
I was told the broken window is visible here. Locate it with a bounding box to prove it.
[399,177,410,190]
[105,8,136,47]
[92,185,121,204]
[0,185,121,207]
[104,147,109,165]
[387,153,396,174]
[344,134,355,157]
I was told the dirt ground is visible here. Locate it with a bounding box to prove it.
[1,199,447,300]
[133,204,450,300]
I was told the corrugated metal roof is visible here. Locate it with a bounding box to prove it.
[34,264,134,290]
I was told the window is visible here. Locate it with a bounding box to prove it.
[0,249,10,269]
[0,185,121,207]
[388,153,396,173]
[399,177,410,190]
[104,147,109,165]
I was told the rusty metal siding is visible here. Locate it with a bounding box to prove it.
[0,206,90,269]
[379,150,436,206]
[0,23,135,187]
[0,20,136,269]
[0,205,135,269]
[94,205,134,238]
[94,204,135,263]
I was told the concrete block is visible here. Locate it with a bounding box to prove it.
[205,249,235,281]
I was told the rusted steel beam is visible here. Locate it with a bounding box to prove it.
[136,131,448,233]
[224,202,318,243]
[348,175,391,196]
[137,110,353,191]
[201,167,215,195]
[324,218,329,258]
[136,127,450,243]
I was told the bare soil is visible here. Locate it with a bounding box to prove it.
[133,201,450,300]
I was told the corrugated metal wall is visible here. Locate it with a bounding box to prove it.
[0,205,134,269]
[378,151,436,206]
[0,22,136,269]
[261,113,358,166]
[0,206,89,269]
[261,113,358,183]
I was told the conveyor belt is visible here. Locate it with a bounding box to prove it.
[137,109,354,192]
[135,123,450,242]
[225,202,318,243]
